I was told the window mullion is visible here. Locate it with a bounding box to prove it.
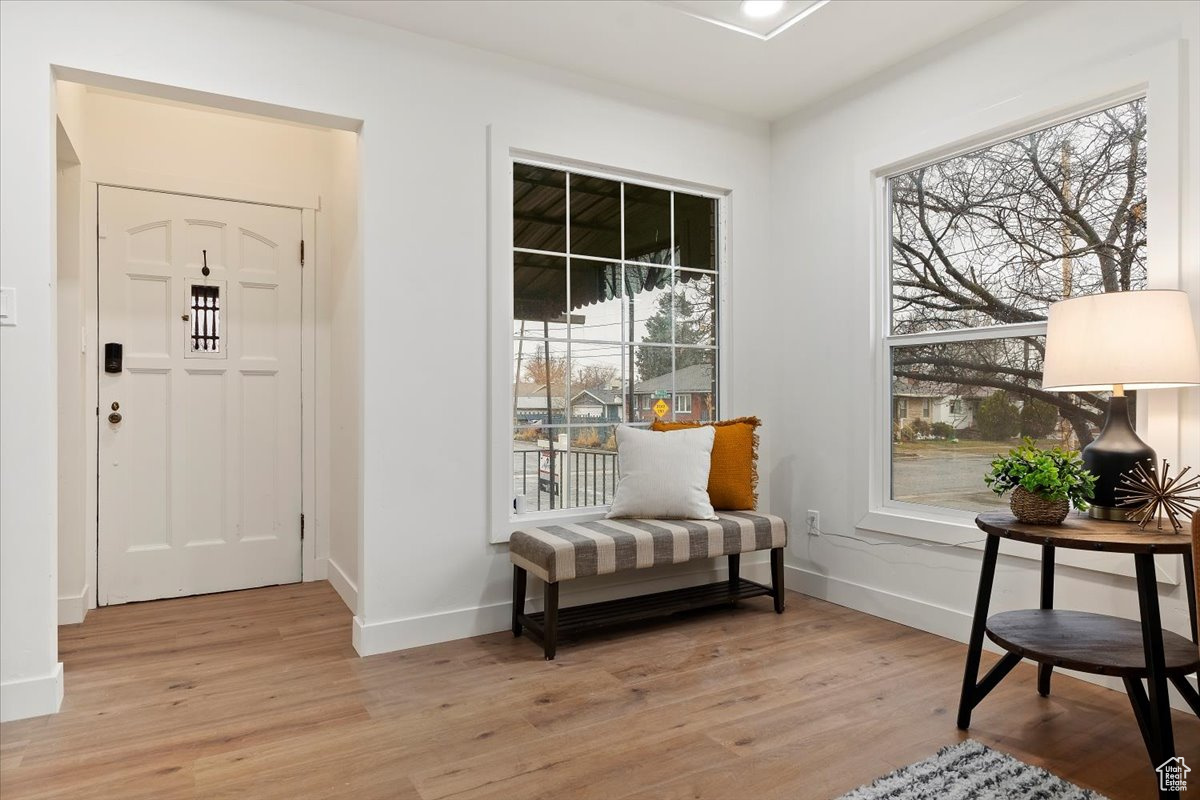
[670,191,676,421]
[563,171,572,511]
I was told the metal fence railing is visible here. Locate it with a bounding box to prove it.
[512,446,619,512]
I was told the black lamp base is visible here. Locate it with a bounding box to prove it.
[1080,395,1155,520]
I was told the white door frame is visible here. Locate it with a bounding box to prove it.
[84,175,325,609]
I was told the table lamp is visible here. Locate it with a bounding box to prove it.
[1042,290,1200,520]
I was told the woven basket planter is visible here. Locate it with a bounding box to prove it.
[1009,486,1069,525]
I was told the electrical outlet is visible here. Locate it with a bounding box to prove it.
[806,510,820,536]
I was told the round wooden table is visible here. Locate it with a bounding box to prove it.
[957,512,1198,800]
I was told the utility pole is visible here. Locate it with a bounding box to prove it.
[1060,141,1073,299]
[513,320,525,423]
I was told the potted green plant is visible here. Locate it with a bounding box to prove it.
[984,439,1096,525]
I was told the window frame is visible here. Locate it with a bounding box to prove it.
[183,278,226,359]
[855,42,1187,582]
[488,134,730,544]
[674,393,692,414]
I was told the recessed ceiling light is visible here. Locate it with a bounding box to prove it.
[740,0,786,18]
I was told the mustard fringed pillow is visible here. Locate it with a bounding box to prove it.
[650,417,760,510]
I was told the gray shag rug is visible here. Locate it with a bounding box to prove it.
[835,740,1109,800]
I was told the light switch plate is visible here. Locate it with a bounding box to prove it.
[0,287,15,326]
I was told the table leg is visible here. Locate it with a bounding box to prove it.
[1168,674,1200,717]
[1038,543,1055,697]
[1123,676,1154,751]
[957,534,1000,730]
[1134,553,1177,799]
[1184,551,1197,644]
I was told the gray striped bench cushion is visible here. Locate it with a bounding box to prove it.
[509,512,787,583]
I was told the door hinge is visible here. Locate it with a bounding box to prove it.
[300,513,305,540]
[300,239,305,267]
[96,406,100,416]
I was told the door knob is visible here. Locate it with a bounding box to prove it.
[108,412,122,424]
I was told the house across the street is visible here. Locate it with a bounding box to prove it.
[631,363,715,423]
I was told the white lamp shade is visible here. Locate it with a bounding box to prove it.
[1042,290,1200,391]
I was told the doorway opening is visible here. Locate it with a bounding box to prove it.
[55,78,362,620]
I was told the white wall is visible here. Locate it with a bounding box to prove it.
[56,132,86,626]
[327,129,361,612]
[81,89,334,208]
[0,0,771,719]
[769,0,1200,704]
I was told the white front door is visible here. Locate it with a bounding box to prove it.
[98,186,303,605]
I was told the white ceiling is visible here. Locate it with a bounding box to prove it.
[297,0,1024,121]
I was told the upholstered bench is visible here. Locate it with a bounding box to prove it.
[509,512,788,659]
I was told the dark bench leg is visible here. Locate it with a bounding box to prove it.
[771,547,785,613]
[512,565,527,637]
[728,553,741,603]
[543,580,559,660]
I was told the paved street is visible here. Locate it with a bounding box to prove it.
[892,451,1006,512]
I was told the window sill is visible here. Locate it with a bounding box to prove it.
[856,505,1178,585]
[490,507,609,545]
[858,506,981,546]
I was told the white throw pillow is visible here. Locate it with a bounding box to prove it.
[606,425,717,520]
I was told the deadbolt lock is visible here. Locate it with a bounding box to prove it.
[111,401,119,411]
[108,412,122,424]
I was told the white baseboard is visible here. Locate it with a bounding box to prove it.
[327,557,357,613]
[58,584,89,626]
[352,557,772,658]
[354,601,511,657]
[0,663,64,722]
[784,564,1194,713]
[785,565,971,642]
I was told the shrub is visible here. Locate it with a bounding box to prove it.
[931,421,955,439]
[975,391,1021,441]
[1020,398,1059,439]
[515,427,541,442]
[909,417,932,437]
[572,428,602,449]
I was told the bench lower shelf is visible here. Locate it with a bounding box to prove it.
[517,578,775,657]
[513,548,787,659]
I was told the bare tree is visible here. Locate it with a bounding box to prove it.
[574,363,618,390]
[523,344,568,387]
[890,99,1146,445]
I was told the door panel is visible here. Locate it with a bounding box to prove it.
[98,187,302,605]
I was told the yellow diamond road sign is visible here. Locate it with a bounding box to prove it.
[653,399,669,418]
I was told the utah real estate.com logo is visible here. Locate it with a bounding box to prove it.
[1158,756,1190,793]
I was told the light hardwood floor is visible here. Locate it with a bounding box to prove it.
[1,582,1196,799]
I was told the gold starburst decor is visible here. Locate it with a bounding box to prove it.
[1115,459,1200,532]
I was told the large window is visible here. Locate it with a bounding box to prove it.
[887,98,1147,512]
[511,162,720,513]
